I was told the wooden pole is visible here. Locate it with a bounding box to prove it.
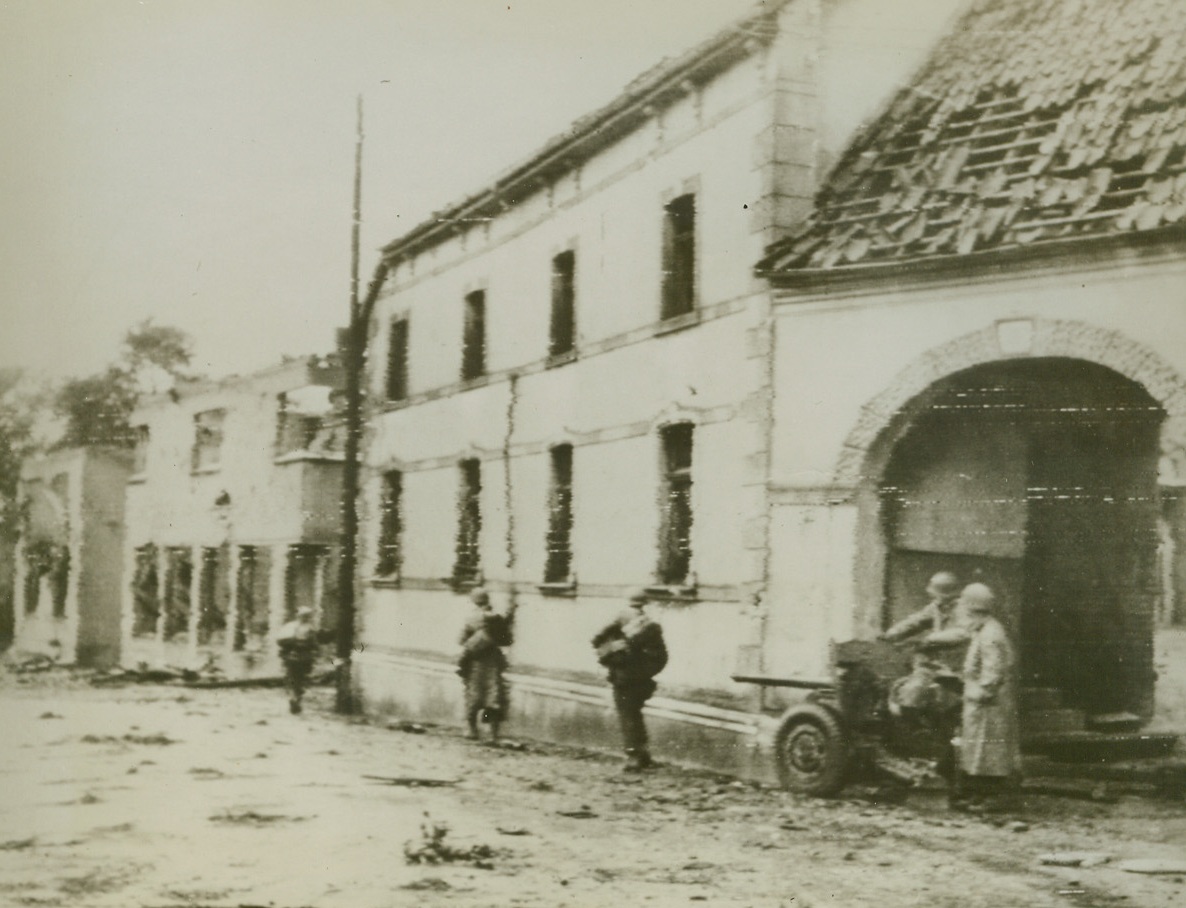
[336,96,387,713]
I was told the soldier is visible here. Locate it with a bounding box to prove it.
[458,588,513,742]
[881,571,969,655]
[882,571,970,780]
[277,606,317,715]
[953,583,1022,809]
[591,588,668,772]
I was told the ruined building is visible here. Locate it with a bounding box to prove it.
[121,356,344,676]
[355,0,1186,775]
[13,447,131,667]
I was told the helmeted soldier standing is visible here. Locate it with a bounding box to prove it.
[953,582,1022,809]
[591,588,668,772]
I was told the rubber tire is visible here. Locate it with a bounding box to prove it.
[773,703,849,796]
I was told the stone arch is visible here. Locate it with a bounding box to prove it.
[835,319,1186,487]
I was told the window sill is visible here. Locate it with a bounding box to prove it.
[644,582,698,604]
[537,580,577,598]
[128,473,147,485]
[369,574,401,589]
[546,349,577,369]
[273,451,345,465]
[190,465,222,477]
[448,575,483,593]
[458,374,492,392]
[654,309,701,337]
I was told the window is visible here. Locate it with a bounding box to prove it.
[191,409,226,472]
[544,444,574,583]
[274,393,318,456]
[453,458,482,584]
[162,547,193,641]
[658,424,694,585]
[131,544,160,637]
[233,545,270,649]
[197,546,228,646]
[132,425,149,474]
[461,290,486,381]
[661,193,696,319]
[376,470,403,577]
[386,316,410,401]
[49,545,69,618]
[549,250,576,358]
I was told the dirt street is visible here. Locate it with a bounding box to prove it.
[1,674,1185,908]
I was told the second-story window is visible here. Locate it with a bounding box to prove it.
[549,250,576,358]
[453,458,482,584]
[462,290,486,381]
[386,316,409,401]
[132,425,150,474]
[658,423,694,585]
[192,409,226,472]
[661,193,696,320]
[544,444,574,583]
[376,470,403,577]
[274,393,318,456]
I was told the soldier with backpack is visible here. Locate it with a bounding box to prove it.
[458,588,515,743]
[591,588,668,772]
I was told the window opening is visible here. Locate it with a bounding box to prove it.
[549,251,576,357]
[544,444,574,583]
[661,193,696,319]
[453,458,482,584]
[658,423,694,584]
[462,290,486,381]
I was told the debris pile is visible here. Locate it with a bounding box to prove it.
[403,814,502,870]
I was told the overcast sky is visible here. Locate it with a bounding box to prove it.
[0,0,767,382]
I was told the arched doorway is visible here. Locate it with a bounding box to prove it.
[875,358,1164,717]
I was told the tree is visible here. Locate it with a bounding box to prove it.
[0,368,48,539]
[54,320,195,449]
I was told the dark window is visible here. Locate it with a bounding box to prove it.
[386,316,410,401]
[233,545,270,650]
[544,444,574,583]
[549,250,576,357]
[162,547,193,641]
[49,544,69,618]
[462,290,486,381]
[284,543,330,624]
[132,425,149,473]
[376,470,403,577]
[661,193,696,319]
[658,423,694,584]
[132,544,160,637]
[197,546,229,646]
[453,458,482,584]
[191,409,226,471]
[274,393,319,456]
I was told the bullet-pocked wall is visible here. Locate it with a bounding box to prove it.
[766,246,1186,724]
[356,26,801,768]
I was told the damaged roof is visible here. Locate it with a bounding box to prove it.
[760,0,1186,277]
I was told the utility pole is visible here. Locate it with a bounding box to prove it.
[336,96,388,713]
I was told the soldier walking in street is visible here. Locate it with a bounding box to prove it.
[277,606,317,715]
[592,588,668,772]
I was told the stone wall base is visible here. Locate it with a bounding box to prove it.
[354,650,778,783]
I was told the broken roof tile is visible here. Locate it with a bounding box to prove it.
[761,0,1186,273]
